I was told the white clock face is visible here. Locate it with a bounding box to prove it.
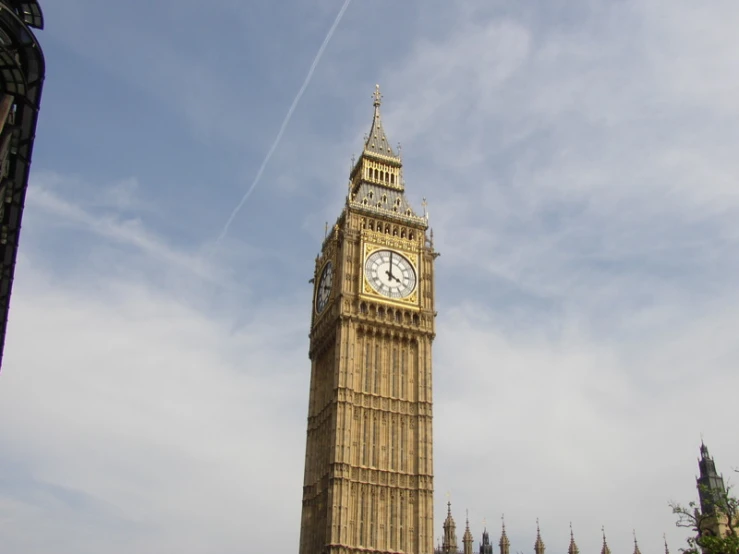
[315,261,333,313]
[364,249,417,299]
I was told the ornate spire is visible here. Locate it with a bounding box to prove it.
[499,515,510,554]
[463,510,474,554]
[534,519,545,554]
[480,519,493,554]
[632,530,642,554]
[697,439,726,515]
[600,527,611,554]
[567,523,579,554]
[364,84,398,159]
[443,501,459,554]
[663,533,670,554]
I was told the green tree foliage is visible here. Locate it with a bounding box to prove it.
[670,481,739,554]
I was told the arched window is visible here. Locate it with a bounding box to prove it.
[390,174,395,184]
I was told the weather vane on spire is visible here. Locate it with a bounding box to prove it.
[373,84,382,107]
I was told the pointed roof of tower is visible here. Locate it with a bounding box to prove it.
[568,523,579,554]
[663,533,670,554]
[364,85,398,159]
[534,519,545,554]
[697,439,727,515]
[463,511,473,542]
[601,527,611,554]
[499,515,510,548]
[632,531,642,554]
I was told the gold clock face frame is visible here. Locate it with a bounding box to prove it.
[362,245,419,305]
[315,261,333,314]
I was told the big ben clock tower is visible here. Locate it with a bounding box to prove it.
[299,86,437,554]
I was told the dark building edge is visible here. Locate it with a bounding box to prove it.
[0,0,45,369]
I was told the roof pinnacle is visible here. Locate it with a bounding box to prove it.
[373,84,382,107]
[632,530,642,554]
[601,527,611,554]
[663,533,670,554]
[568,523,579,554]
[534,519,545,554]
[499,514,510,548]
[363,84,397,158]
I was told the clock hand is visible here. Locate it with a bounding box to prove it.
[385,268,401,284]
[385,252,401,283]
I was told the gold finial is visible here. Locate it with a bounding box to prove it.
[373,84,382,107]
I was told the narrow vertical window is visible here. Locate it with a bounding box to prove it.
[400,419,405,472]
[374,344,381,394]
[363,415,370,466]
[390,420,396,470]
[390,493,396,550]
[391,347,398,397]
[359,489,366,546]
[365,342,372,392]
[400,347,406,398]
[370,492,376,547]
[400,494,406,551]
[372,417,379,467]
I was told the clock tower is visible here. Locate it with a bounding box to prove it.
[299,86,437,554]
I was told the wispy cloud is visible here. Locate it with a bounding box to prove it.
[27,174,229,287]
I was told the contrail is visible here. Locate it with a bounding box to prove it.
[216,0,354,244]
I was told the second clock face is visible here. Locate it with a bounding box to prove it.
[364,249,417,299]
[315,261,333,314]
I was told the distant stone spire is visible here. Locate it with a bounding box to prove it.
[663,533,670,554]
[443,502,459,554]
[697,440,726,515]
[534,519,545,554]
[601,527,611,554]
[568,523,579,554]
[480,521,493,554]
[463,511,474,554]
[632,531,642,554]
[499,515,510,554]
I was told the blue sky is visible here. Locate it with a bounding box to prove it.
[1,0,739,552]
